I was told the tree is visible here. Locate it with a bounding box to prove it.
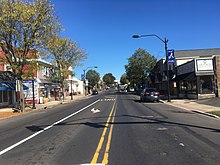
[46,36,87,100]
[120,74,129,85]
[0,0,61,111]
[103,73,115,86]
[86,69,100,89]
[125,48,156,88]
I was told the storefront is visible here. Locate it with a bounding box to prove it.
[177,58,215,99]
[0,71,29,107]
[38,79,60,102]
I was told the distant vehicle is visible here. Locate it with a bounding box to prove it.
[92,90,98,95]
[118,84,128,92]
[140,88,160,102]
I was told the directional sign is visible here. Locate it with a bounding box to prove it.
[167,49,175,63]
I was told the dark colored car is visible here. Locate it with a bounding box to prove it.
[92,90,98,95]
[140,88,160,102]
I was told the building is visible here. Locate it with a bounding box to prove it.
[0,47,62,107]
[151,48,220,99]
[66,76,84,96]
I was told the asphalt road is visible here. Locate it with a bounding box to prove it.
[0,90,219,165]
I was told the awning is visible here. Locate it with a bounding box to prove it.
[175,72,195,81]
[0,82,29,91]
[38,79,60,88]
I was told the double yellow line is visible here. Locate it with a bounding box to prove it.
[90,98,117,164]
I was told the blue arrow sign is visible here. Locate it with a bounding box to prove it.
[167,49,175,63]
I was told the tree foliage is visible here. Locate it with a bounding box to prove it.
[86,69,100,88]
[125,48,156,87]
[120,73,129,85]
[103,73,115,86]
[46,37,87,88]
[0,0,61,80]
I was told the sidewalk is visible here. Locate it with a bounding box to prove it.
[0,94,87,120]
[160,96,220,119]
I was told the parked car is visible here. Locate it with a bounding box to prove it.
[92,90,98,95]
[140,88,160,102]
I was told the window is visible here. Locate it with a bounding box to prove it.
[199,76,214,94]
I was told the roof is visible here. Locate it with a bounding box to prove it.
[174,48,220,58]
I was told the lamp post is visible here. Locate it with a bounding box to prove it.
[83,66,98,96]
[32,79,36,109]
[132,34,171,102]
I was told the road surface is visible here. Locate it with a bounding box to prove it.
[0,90,219,164]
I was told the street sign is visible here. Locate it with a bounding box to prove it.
[167,49,175,63]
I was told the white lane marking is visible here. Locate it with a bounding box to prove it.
[0,99,100,156]
[157,127,168,131]
[91,108,100,113]
[100,98,115,101]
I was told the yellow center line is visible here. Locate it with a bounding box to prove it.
[90,97,117,164]
[102,105,116,164]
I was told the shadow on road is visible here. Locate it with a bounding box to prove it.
[26,114,220,134]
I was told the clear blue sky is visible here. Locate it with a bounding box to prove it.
[51,0,220,80]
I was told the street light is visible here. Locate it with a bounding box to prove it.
[132,34,171,102]
[83,66,98,96]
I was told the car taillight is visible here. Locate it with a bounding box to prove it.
[155,92,160,95]
[144,92,150,95]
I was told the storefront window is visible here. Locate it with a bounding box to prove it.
[179,80,196,94]
[199,76,214,94]
[180,81,187,93]
[187,80,197,94]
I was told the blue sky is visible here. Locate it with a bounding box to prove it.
[51,0,220,80]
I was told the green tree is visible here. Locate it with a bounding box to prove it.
[120,73,129,85]
[0,0,61,79]
[0,0,61,111]
[125,48,156,88]
[46,36,87,100]
[103,73,116,86]
[86,69,100,89]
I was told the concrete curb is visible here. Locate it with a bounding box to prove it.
[191,110,219,119]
